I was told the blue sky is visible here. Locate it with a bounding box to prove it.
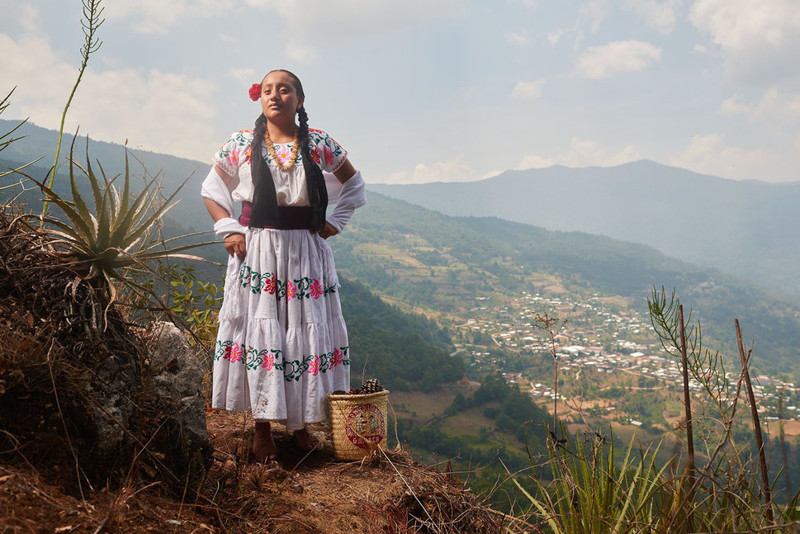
[2,0,799,183]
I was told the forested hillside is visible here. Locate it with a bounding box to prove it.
[341,278,463,392]
[370,161,800,298]
[331,193,800,378]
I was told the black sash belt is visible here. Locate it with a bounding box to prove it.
[239,202,313,230]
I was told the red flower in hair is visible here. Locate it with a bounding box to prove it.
[248,83,261,101]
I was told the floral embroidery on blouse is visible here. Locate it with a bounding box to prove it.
[212,128,347,177]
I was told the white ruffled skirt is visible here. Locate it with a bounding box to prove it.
[211,227,350,430]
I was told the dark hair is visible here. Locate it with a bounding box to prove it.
[250,70,328,232]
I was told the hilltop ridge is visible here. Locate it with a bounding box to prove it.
[370,160,800,297]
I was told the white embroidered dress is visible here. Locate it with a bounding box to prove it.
[210,128,350,430]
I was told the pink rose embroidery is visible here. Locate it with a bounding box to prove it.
[333,348,343,367]
[277,145,291,163]
[230,343,243,363]
[310,146,321,165]
[261,352,274,370]
[323,146,334,165]
[309,279,323,299]
[223,344,233,360]
[309,355,320,376]
[244,145,252,163]
[285,280,297,301]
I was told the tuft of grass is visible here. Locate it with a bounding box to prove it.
[516,429,670,533]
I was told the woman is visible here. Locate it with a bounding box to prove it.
[201,69,366,461]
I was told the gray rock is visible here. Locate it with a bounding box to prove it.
[146,321,213,487]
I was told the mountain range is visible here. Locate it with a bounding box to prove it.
[370,162,800,299]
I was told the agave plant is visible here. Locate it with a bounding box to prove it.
[28,139,212,309]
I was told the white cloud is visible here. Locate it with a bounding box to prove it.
[511,79,545,100]
[625,0,683,33]
[576,40,662,79]
[0,28,219,161]
[720,88,800,140]
[245,0,465,62]
[17,3,41,34]
[669,133,776,180]
[545,1,608,51]
[455,86,481,103]
[385,156,476,184]
[578,0,609,34]
[546,28,565,46]
[517,138,641,169]
[104,0,237,34]
[516,155,556,169]
[507,31,530,46]
[229,68,258,86]
[690,0,800,83]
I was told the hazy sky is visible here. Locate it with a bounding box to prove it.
[2,0,799,183]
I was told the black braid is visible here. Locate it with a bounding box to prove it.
[249,113,278,227]
[297,106,328,232]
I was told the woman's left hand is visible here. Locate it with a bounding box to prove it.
[317,221,339,239]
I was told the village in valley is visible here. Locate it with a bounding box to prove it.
[453,290,800,436]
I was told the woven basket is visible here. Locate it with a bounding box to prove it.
[327,390,390,460]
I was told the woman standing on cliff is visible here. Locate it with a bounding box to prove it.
[201,69,366,461]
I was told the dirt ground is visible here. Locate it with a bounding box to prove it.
[0,410,513,533]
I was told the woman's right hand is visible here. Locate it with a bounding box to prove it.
[224,233,246,260]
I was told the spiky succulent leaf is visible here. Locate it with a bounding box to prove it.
[27,141,214,305]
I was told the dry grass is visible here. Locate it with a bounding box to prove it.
[1,410,514,533]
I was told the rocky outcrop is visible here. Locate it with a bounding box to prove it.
[144,321,212,486]
[0,211,211,493]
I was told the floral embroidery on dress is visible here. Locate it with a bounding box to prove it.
[279,347,350,382]
[308,355,320,376]
[285,279,297,300]
[214,341,351,381]
[230,343,243,363]
[262,352,274,370]
[237,264,337,300]
[309,279,323,299]
[332,347,344,369]
[240,347,282,371]
[262,274,276,295]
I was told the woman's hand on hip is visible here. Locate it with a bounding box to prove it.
[317,221,339,240]
[224,233,246,259]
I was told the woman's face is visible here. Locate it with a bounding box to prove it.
[260,70,304,123]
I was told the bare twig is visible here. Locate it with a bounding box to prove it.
[532,312,566,433]
[778,390,792,497]
[678,305,695,531]
[43,0,105,219]
[735,318,773,524]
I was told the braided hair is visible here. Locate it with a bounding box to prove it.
[249,70,328,232]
